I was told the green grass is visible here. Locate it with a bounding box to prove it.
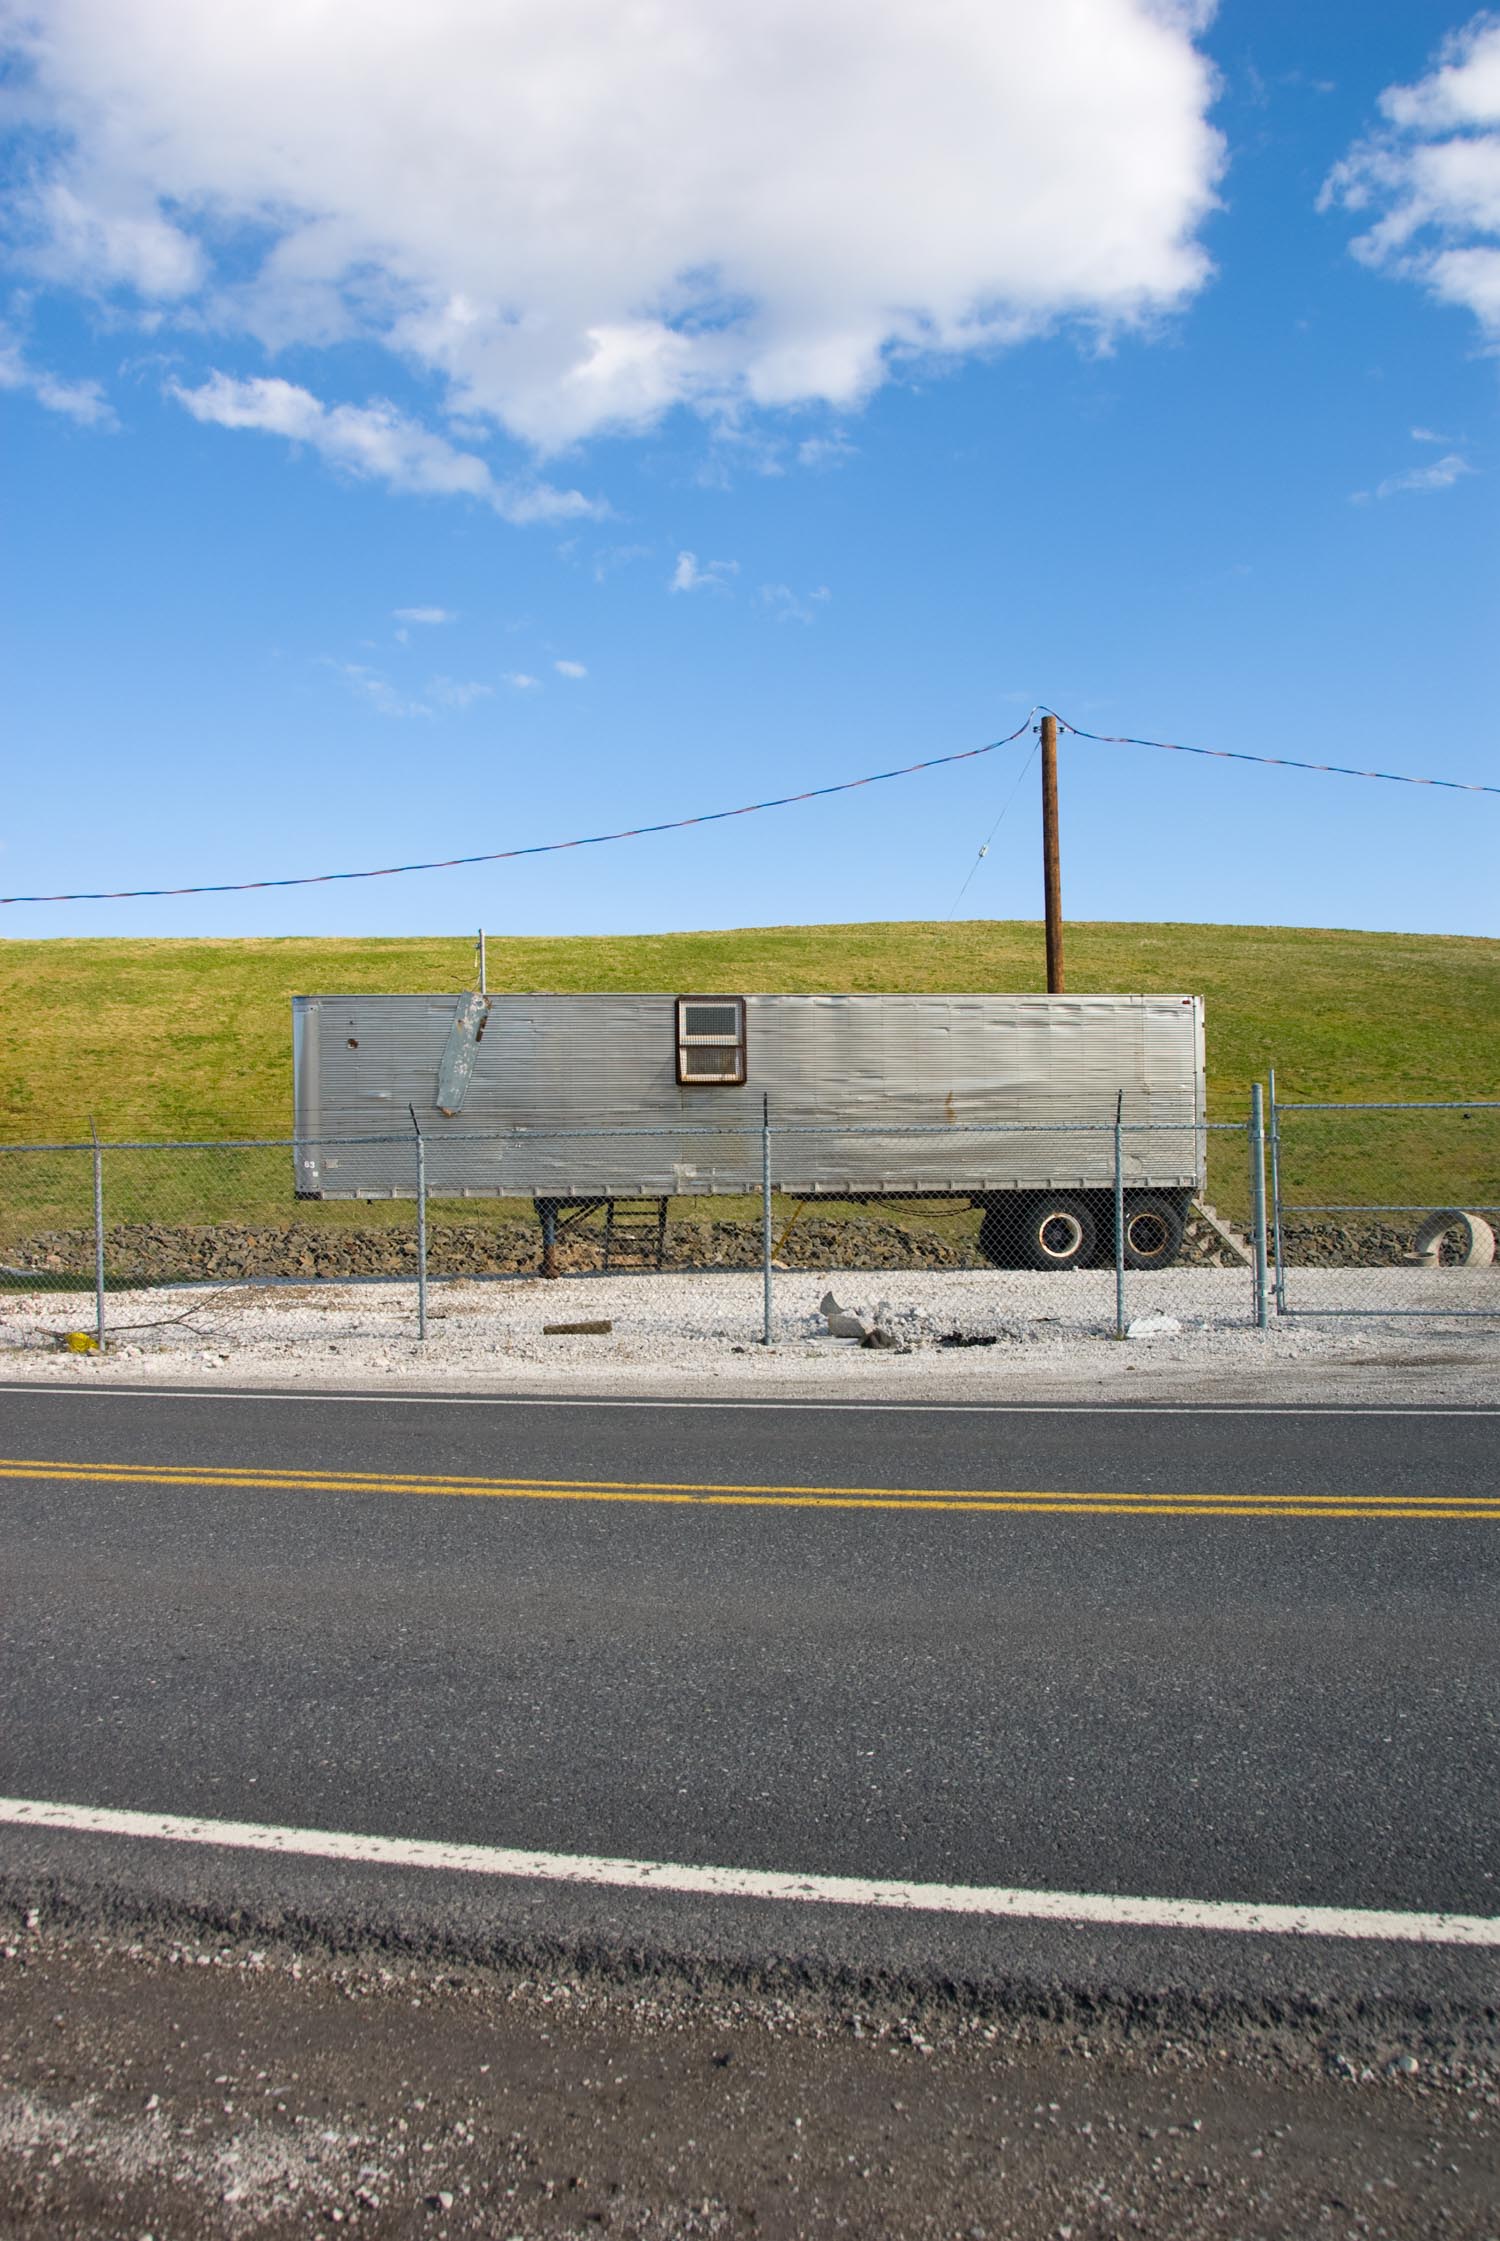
[2,920,1495,1141]
[0,922,1495,1241]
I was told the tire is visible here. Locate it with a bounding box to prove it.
[1015,1192,1097,1272]
[977,1197,1017,1267]
[1121,1192,1186,1271]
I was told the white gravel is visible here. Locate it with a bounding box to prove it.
[3,1266,1497,1406]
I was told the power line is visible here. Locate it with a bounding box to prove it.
[1051,713,1500,797]
[1,703,1493,907]
[0,716,1038,906]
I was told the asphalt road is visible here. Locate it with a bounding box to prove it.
[2,1384,1498,2025]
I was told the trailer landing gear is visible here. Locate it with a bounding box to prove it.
[534,1196,671,1277]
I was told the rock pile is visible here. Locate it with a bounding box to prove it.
[6,1222,438,1283]
[1276,1220,1499,1269]
[7,1214,973,1283]
[3,1200,1260,1284]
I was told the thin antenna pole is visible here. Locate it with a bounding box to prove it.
[476,928,487,994]
[1040,714,1064,993]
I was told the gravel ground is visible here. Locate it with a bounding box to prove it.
[3,1266,1498,1405]
[2,1915,1497,2241]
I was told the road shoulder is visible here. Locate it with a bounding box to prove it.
[3,1908,1496,2241]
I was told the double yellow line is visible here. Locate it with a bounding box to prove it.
[0,1456,1496,1521]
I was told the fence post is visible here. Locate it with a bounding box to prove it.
[1113,1091,1126,1339]
[1268,1064,1286,1316]
[1249,1083,1269,1329]
[410,1106,428,1342]
[89,1117,106,1353]
[761,1092,773,1346]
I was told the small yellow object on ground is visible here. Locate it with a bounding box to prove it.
[63,1331,100,1353]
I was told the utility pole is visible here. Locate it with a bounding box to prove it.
[476,927,487,994]
[1040,713,1064,993]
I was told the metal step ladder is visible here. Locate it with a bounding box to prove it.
[603,1197,670,1271]
[1194,1198,1254,1267]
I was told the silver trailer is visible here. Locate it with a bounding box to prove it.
[292,990,1207,1269]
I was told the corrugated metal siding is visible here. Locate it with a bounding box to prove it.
[293,992,1205,1198]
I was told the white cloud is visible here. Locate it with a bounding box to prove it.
[759,582,832,624]
[0,327,116,425]
[588,543,651,583]
[32,181,205,300]
[427,675,493,710]
[796,432,857,471]
[554,659,587,678]
[671,551,738,594]
[1324,16,1500,336]
[1410,425,1449,442]
[170,373,598,520]
[393,605,455,625]
[502,671,540,690]
[694,424,788,486]
[328,657,498,712]
[327,660,431,718]
[1381,452,1470,497]
[7,0,1224,450]
[1356,451,1476,501]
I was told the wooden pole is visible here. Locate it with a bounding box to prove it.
[1040,713,1064,993]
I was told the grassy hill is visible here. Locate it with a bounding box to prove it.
[3,920,1496,1142]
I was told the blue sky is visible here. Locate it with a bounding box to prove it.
[1,0,1495,942]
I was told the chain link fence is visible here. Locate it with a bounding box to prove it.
[754,1116,1261,1351]
[1270,1092,1500,1320]
[0,1134,426,1367]
[0,1111,1274,1368]
[6,1091,1493,1365]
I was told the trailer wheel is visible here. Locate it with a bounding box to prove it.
[1016,1193,1097,1272]
[976,1198,1018,1267]
[1122,1193,1186,1271]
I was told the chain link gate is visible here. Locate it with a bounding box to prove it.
[1269,1087,1500,1319]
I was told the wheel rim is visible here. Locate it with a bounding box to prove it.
[1037,1211,1083,1261]
[1127,1210,1171,1261]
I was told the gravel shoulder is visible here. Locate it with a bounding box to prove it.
[4,1265,1498,1406]
[3,1913,1497,2241]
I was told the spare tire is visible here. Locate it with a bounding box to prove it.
[1122,1193,1187,1271]
[1015,1193,1097,1272]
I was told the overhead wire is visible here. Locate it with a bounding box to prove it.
[1048,712,1500,797]
[954,732,1040,906]
[0,713,1040,905]
[1,703,1493,907]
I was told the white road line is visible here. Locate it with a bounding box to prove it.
[0,1385,1494,1418]
[3,1796,1496,1946]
